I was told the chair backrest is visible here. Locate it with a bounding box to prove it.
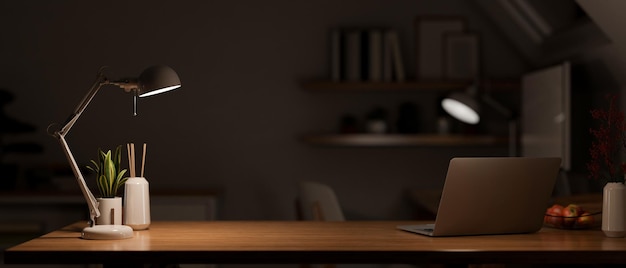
[297,181,345,221]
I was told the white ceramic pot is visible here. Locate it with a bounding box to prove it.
[602,182,626,238]
[123,177,151,230]
[96,197,123,225]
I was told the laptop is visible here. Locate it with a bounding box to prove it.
[398,157,561,237]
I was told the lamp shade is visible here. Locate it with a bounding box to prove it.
[137,65,181,97]
[441,92,480,124]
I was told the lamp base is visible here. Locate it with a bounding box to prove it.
[81,224,134,240]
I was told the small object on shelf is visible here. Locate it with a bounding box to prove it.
[436,95,452,134]
[365,107,388,134]
[437,116,451,134]
[396,102,419,134]
[339,114,359,134]
[366,120,386,134]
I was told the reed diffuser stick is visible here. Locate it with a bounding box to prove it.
[127,143,133,177]
[131,143,136,177]
[126,143,135,177]
[141,143,147,177]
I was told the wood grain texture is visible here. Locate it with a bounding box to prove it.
[5,221,626,265]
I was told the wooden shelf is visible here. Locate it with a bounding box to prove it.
[300,134,508,147]
[300,79,519,92]
[299,79,517,148]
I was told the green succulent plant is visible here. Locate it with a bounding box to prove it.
[86,145,128,198]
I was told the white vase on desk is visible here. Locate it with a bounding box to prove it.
[123,177,151,230]
[96,197,123,225]
[602,181,626,238]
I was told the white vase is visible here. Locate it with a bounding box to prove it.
[602,182,626,238]
[123,177,151,230]
[96,197,123,225]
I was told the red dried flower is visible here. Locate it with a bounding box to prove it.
[587,94,626,183]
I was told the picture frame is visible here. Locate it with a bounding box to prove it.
[414,16,466,80]
[444,32,480,80]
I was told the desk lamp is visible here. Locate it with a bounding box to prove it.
[48,65,181,239]
[441,81,518,156]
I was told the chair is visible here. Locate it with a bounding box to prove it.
[296,181,345,221]
[296,181,345,268]
[296,182,420,268]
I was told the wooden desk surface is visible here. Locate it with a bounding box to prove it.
[5,221,626,265]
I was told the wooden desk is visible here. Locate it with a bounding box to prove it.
[5,221,626,265]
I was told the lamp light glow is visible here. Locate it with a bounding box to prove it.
[139,85,181,97]
[442,93,480,124]
[49,65,181,240]
[440,81,518,156]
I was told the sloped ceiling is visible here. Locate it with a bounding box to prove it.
[472,0,610,69]
[576,0,626,58]
[575,0,626,104]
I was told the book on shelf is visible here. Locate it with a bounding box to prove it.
[368,29,383,82]
[329,27,405,83]
[384,29,406,82]
[330,28,342,82]
[383,31,393,82]
[415,17,466,80]
[344,29,362,81]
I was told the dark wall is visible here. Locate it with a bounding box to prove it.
[0,0,526,220]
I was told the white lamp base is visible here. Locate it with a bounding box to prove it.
[81,225,134,240]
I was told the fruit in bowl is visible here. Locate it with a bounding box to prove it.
[545,204,565,227]
[544,203,600,229]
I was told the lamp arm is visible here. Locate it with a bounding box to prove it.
[56,133,100,226]
[59,72,108,136]
[479,94,519,157]
[50,70,112,227]
[481,94,513,119]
